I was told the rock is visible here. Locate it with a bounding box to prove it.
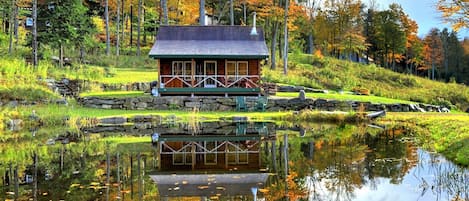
[185,101,201,108]
[7,119,23,131]
[136,102,147,109]
[99,117,127,124]
[441,107,450,113]
[298,90,306,101]
[101,104,113,109]
[55,98,68,105]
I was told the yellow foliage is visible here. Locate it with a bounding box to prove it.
[92,16,105,34]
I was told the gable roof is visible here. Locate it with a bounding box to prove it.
[149,25,269,59]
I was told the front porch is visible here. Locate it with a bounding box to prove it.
[159,74,261,96]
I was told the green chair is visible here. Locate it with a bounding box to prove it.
[255,96,268,111]
[236,96,247,111]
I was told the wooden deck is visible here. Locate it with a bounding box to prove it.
[158,87,261,96]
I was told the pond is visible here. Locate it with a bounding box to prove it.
[0,121,467,201]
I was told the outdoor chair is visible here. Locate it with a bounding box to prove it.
[236,96,247,111]
[255,96,268,112]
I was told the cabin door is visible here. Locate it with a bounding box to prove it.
[204,61,217,88]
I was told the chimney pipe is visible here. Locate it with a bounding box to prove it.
[250,12,257,35]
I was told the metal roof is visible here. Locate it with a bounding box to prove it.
[149,26,269,59]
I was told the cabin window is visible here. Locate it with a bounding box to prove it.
[238,61,248,76]
[172,61,192,79]
[226,61,249,79]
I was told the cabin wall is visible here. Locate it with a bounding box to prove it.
[158,58,261,88]
[159,153,260,171]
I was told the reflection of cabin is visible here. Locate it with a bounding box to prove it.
[150,173,268,198]
[155,135,263,171]
[149,25,269,96]
[151,131,269,199]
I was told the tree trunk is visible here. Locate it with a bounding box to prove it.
[137,0,142,56]
[14,4,18,50]
[105,0,110,55]
[130,5,133,47]
[106,145,110,201]
[8,0,13,54]
[59,44,64,68]
[283,0,288,75]
[243,0,246,24]
[271,22,279,70]
[117,153,121,200]
[143,6,147,45]
[14,166,18,200]
[230,0,234,25]
[200,0,205,25]
[137,153,143,201]
[33,152,38,201]
[162,0,168,25]
[116,0,120,56]
[307,33,314,54]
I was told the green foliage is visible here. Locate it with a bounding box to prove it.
[37,0,95,48]
[0,84,59,102]
[264,53,469,110]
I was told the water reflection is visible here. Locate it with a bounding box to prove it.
[0,122,467,201]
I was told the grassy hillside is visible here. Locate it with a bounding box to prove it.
[263,54,469,111]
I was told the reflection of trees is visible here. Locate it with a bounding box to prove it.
[279,125,420,201]
[0,129,158,200]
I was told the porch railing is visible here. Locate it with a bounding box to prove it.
[159,75,260,88]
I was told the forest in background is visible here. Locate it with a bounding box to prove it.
[0,0,468,84]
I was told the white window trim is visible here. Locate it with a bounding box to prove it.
[225,60,249,78]
[172,61,192,78]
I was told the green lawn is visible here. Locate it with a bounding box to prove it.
[101,68,157,84]
[275,92,415,104]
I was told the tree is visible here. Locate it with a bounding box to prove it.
[105,0,110,55]
[136,0,142,56]
[37,0,94,65]
[423,28,444,80]
[116,0,120,56]
[437,0,468,31]
[339,31,368,61]
[161,0,168,25]
[283,0,289,75]
[32,0,37,67]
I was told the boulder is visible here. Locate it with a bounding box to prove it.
[99,117,127,124]
[298,90,306,101]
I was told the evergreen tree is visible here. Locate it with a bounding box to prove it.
[37,0,94,63]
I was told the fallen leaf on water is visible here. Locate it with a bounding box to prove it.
[216,186,226,190]
[198,185,209,190]
[90,182,100,186]
[70,183,80,188]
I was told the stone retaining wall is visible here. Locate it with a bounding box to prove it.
[78,96,447,112]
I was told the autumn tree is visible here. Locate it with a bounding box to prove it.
[437,0,468,31]
[423,28,444,80]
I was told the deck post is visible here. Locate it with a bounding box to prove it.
[191,59,195,87]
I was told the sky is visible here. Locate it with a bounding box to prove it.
[373,0,469,39]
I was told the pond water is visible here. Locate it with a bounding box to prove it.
[0,121,467,201]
